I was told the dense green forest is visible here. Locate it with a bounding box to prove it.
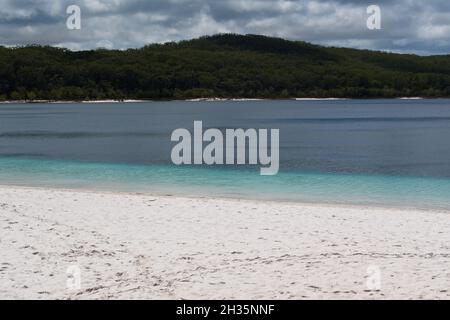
[1,34,450,101]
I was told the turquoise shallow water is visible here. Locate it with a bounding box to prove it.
[1,157,450,210]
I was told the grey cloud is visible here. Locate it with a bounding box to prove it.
[0,0,449,55]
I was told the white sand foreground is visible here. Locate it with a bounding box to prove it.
[0,185,449,300]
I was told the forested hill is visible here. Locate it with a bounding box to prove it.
[1,34,450,101]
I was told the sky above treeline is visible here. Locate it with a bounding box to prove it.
[0,0,449,55]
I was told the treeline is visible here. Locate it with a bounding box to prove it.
[1,34,450,101]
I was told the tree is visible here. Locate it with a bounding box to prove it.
[1,34,450,101]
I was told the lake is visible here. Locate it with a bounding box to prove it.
[1,99,450,209]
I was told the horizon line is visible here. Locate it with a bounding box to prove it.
[2,33,449,58]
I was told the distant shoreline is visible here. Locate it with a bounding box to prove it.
[0,99,149,104]
[0,97,432,104]
[4,35,450,105]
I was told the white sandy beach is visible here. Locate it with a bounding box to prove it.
[0,185,449,300]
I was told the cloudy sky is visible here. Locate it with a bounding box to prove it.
[0,0,449,55]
